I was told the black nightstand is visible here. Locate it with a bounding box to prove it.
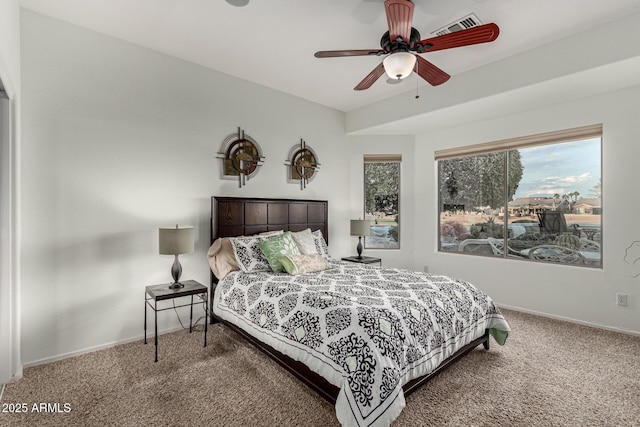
[341,256,382,267]
[144,280,208,362]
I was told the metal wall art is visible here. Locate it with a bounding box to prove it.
[217,127,265,188]
[285,139,320,190]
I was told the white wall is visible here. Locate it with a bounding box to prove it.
[19,10,378,365]
[414,85,640,335]
[0,0,22,383]
[0,0,20,89]
[20,6,640,368]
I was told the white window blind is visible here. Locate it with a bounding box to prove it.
[435,124,602,160]
[364,154,402,163]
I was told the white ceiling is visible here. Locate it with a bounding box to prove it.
[18,0,640,113]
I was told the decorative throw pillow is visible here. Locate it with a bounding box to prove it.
[291,228,317,255]
[278,254,332,275]
[258,231,301,273]
[312,229,330,259]
[208,231,283,277]
[229,235,274,273]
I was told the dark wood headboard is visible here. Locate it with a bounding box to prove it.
[209,196,329,320]
[210,196,328,244]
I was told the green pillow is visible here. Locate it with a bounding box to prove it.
[257,231,301,272]
[277,254,332,275]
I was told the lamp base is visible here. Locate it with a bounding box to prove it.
[168,254,184,290]
[356,236,363,259]
[168,281,185,290]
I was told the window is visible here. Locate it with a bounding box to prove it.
[364,155,400,249]
[436,125,602,268]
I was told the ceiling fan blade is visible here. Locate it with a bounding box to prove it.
[385,0,414,43]
[354,63,386,91]
[414,23,500,53]
[415,55,450,86]
[315,49,386,58]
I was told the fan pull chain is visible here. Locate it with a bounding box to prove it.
[415,60,420,99]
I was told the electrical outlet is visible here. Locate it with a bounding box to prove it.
[616,293,628,307]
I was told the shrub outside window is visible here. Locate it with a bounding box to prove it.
[364,155,400,249]
[437,125,602,268]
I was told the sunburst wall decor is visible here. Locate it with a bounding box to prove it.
[285,139,320,190]
[217,127,265,187]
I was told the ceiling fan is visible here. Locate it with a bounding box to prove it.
[314,0,500,91]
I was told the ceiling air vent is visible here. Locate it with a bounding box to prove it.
[431,13,482,36]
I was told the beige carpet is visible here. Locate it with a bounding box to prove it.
[1,309,639,427]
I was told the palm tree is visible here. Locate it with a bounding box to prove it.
[570,191,580,203]
[563,191,580,212]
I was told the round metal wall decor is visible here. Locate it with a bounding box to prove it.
[217,127,265,187]
[285,139,320,190]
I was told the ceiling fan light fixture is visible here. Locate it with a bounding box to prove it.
[383,52,416,80]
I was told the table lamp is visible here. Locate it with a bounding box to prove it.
[159,225,194,289]
[350,219,372,259]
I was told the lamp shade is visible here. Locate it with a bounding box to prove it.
[350,220,372,237]
[383,52,416,80]
[159,226,194,255]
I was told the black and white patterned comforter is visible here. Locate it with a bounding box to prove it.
[213,261,510,427]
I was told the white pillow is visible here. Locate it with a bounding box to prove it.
[291,228,317,255]
[312,229,330,260]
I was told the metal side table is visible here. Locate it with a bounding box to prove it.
[144,280,208,362]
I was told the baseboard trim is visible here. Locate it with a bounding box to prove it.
[498,304,640,337]
[23,325,188,368]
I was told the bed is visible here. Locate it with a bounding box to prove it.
[208,196,510,427]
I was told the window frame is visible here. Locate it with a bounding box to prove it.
[363,154,401,250]
[435,124,603,268]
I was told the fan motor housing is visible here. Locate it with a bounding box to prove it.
[380,27,421,53]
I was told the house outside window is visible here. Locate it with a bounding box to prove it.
[436,125,602,268]
[364,154,401,249]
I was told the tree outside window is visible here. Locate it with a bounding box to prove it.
[436,126,602,268]
[364,156,400,249]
